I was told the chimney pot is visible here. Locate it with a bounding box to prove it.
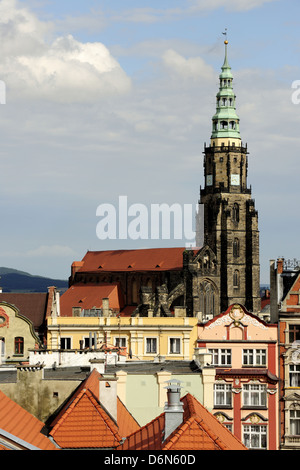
[164,380,184,441]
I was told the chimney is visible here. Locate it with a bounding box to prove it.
[102,298,110,317]
[99,374,118,422]
[164,380,184,441]
[277,257,284,274]
[70,261,84,282]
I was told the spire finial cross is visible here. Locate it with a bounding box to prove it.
[222,29,228,44]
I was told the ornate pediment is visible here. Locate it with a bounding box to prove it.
[284,392,300,403]
[205,304,268,331]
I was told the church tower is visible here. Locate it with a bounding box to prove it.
[195,40,260,314]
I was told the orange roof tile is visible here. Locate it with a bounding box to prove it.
[117,398,140,438]
[49,389,122,449]
[76,247,187,273]
[49,369,139,449]
[60,282,124,316]
[118,393,247,451]
[0,390,57,450]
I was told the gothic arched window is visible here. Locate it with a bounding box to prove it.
[233,238,240,258]
[199,281,216,317]
[232,203,239,223]
[233,270,240,288]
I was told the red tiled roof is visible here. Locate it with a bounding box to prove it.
[261,298,270,310]
[76,247,186,273]
[117,398,140,438]
[285,273,300,312]
[49,388,122,449]
[0,293,48,329]
[60,283,124,316]
[118,393,247,451]
[49,369,139,449]
[0,390,57,450]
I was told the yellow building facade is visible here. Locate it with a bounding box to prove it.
[0,302,40,365]
[46,315,198,362]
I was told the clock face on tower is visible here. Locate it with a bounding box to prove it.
[206,175,213,186]
[231,174,240,186]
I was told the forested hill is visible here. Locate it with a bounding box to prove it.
[0,267,68,293]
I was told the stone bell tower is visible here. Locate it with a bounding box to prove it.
[196,40,260,313]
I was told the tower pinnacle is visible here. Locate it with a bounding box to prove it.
[211,40,241,146]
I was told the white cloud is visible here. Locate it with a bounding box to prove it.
[0,0,131,103]
[162,49,215,81]
[188,0,278,12]
[26,245,77,258]
[1,245,77,259]
[108,0,278,25]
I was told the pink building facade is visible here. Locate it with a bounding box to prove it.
[197,304,279,450]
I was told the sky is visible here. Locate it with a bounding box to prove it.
[0,0,299,284]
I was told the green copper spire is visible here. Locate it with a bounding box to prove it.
[211,40,240,141]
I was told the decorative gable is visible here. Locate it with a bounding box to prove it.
[199,304,270,342]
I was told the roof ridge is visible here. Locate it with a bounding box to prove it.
[163,416,196,450]
[85,390,121,441]
[50,388,122,444]
[117,396,140,428]
[117,412,164,448]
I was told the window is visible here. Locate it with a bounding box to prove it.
[233,238,239,258]
[243,349,266,367]
[224,423,233,432]
[61,337,71,349]
[146,338,157,354]
[232,203,239,223]
[214,383,232,407]
[233,270,240,288]
[14,337,24,355]
[114,337,127,348]
[84,335,97,349]
[0,337,4,356]
[290,409,300,435]
[289,364,300,387]
[289,324,300,343]
[169,338,181,354]
[199,281,216,317]
[243,425,267,449]
[209,348,232,366]
[243,384,267,407]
